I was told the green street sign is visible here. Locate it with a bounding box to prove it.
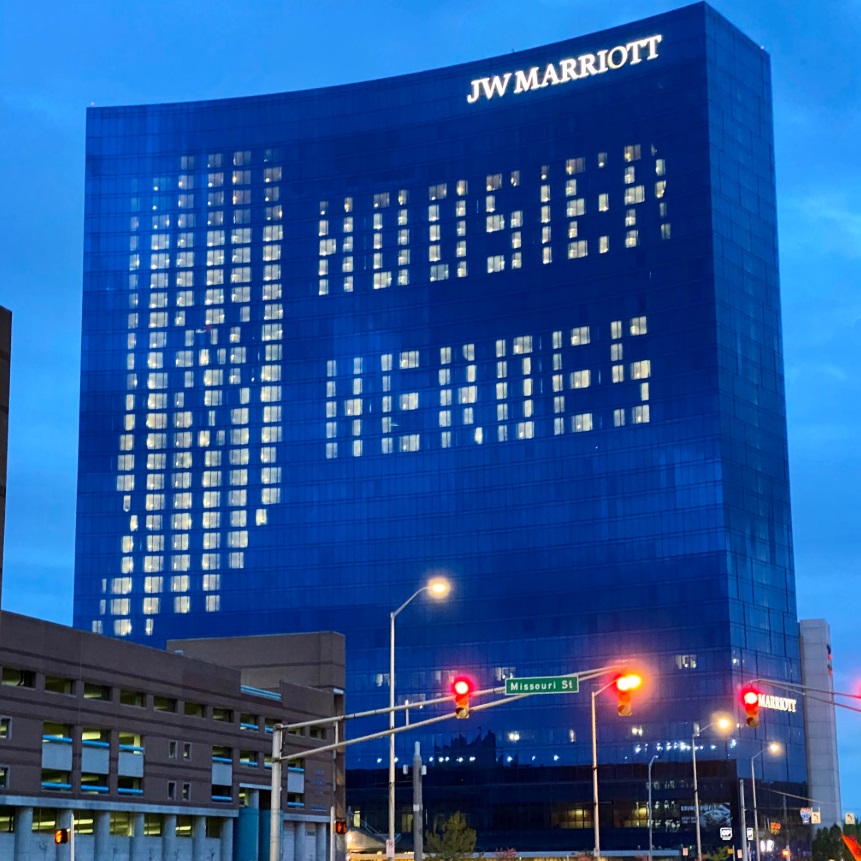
[504,675,579,695]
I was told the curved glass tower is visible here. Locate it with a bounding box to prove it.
[75,3,806,849]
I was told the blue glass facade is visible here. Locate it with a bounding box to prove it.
[75,3,805,849]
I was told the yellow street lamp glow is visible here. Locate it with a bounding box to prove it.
[427,577,451,598]
[616,673,642,692]
[716,716,732,730]
[768,742,781,754]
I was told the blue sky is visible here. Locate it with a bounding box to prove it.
[0,0,859,809]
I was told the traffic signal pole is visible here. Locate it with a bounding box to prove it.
[269,664,628,861]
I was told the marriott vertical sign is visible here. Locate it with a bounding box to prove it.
[467,34,663,103]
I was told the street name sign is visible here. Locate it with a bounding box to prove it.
[505,675,579,695]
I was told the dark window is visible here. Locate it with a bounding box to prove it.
[120,689,145,707]
[117,776,142,795]
[109,811,133,836]
[83,683,111,701]
[184,701,205,718]
[154,696,177,713]
[45,676,74,695]
[1,668,34,688]
[41,769,71,791]
[213,707,233,723]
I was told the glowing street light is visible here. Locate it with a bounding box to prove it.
[752,742,782,861]
[693,716,732,861]
[388,576,451,861]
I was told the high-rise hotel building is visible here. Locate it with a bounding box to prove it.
[75,3,806,849]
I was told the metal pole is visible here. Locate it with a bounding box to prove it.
[388,609,396,861]
[70,815,75,861]
[331,721,339,861]
[752,757,760,861]
[693,728,702,861]
[648,755,658,861]
[592,689,600,861]
[413,741,423,861]
[740,778,749,861]
[270,724,283,861]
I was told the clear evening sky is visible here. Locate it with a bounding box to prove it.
[0,0,858,808]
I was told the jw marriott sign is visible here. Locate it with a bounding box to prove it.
[467,34,663,103]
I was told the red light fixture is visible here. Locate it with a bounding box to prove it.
[741,686,761,728]
[614,673,643,716]
[452,677,473,719]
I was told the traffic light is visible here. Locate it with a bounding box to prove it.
[334,819,347,835]
[54,829,70,845]
[453,677,473,719]
[742,686,761,728]
[614,673,642,716]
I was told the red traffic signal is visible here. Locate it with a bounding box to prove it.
[614,673,642,716]
[453,677,473,719]
[334,819,347,835]
[54,829,70,845]
[742,687,761,728]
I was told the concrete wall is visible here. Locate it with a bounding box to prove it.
[799,618,842,826]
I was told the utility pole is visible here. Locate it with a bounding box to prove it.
[413,742,424,861]
[739,779,749,861]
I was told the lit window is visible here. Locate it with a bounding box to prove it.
[632,405,650,424]
[570,370,590,389]
[400,435,420,453]
[572,413,593,433]
[624,186,645,205]
[630,316,647,336]
[631,360,651,380]
[571,326,590,346]
[568,240,588,259]
[516,421,533,440]
[487,255,505,274]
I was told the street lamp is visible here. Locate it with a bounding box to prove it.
[693,717,732,861]
[648,754,659,861]
[752,743,782,861]
[592,674,642,861]
[388,576,451,861]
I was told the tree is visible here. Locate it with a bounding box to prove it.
[425,812,481,861]
[812,824,849,861]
